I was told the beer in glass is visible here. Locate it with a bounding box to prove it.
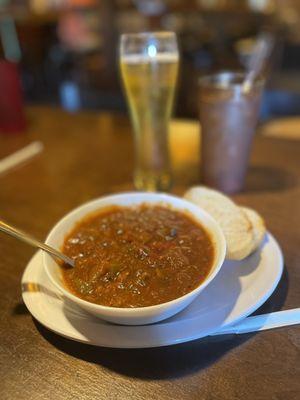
[120,32,179,191]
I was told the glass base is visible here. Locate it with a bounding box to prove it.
[134,170,172,192]
[202,176,245,194]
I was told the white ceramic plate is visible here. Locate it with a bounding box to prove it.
[22,233,283,348]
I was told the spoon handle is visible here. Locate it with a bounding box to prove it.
[0,220,75,267]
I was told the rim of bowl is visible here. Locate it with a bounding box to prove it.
[44,192,226,313]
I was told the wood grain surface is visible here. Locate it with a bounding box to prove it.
[0,106,299,400]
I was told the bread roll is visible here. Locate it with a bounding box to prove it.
[241,207,266,254]
[184,186,255,260]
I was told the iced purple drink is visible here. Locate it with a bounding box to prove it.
[199,72,264,193]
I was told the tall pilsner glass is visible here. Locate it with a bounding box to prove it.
[120,32,179,192]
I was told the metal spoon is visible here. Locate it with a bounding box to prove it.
[0,219,75,267]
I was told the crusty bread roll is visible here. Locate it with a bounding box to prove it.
[241,207,266,254]
[183,186,266,260]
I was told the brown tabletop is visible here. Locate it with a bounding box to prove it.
[0,106,299,400]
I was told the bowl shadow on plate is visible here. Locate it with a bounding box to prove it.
[251,265,288,316]
[33,244,288,381]
[245,165,297,193]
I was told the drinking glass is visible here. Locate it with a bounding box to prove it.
[199,72,264,193]
[120,32,179,192]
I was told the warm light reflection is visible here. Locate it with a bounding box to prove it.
[170,119,200,165]
[169,119,201,185]
[22,282,40,292]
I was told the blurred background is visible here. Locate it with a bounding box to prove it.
[1,0,300,120]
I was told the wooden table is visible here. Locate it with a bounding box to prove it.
[0,106,299,400]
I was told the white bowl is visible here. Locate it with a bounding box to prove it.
[44,192,226,325]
